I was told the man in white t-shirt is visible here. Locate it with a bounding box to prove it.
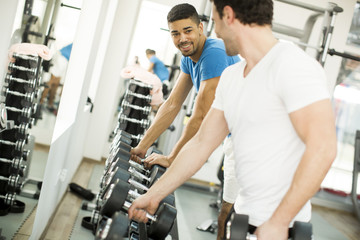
[128,1,337,239]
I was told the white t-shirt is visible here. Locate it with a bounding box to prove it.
[212,41,330,226]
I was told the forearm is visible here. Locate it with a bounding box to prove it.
[138,100,180,150]
[146,134,212,201]
[270,145,336,227]
[168,115,202,162]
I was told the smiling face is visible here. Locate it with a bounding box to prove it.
[168,18,204,58]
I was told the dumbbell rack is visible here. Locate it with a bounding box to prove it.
[0,53,43,216]
[116,78,153,147]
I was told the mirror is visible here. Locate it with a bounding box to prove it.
[0,0,82,239]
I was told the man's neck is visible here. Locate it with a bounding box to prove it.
[240,26,278,77]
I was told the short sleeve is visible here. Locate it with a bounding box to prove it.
[180,56,190,74]
[200,48,232,81]
[278,57,330,113]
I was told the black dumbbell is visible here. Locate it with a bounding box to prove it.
[106,157,164,188]
[4,74,37,93]
[0,139,26,153]
[5,106,34,127]
[110,129,133,146]
[0,175,21,194]
[95,211,129,240]
[2,88,35,104]
[121,101,151,115]
[109,140,132,156]
[118,114,150,129]
[81,209,101,234]
[0,123,30,143]
[124,89,152,104]
[8,62,37,76]
[0,157,26,177]
[100,180,177,240]
[225,213,313,240]
[129,79,153,90]
[12,53,39,65]
[0,193,16,206]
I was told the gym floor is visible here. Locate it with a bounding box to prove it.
[9,110,360,240]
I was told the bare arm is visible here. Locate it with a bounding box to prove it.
[128,108,230,221]
[256,99,337,239]
[144,76,220,166]
[132,72,193,157]
[147,62,154,72]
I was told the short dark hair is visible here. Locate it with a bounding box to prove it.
[167,3,200,25]
[146,49,155,55]
[211,0,273,26]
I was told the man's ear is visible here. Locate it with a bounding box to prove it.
[198,22,204,35]
[223,5,235,25]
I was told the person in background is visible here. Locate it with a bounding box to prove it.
[128,1,337,240]
[40,43,72,111]
[146,49,170,97]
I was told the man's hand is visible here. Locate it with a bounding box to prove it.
[143,153,172,168]
[130,146,147,164]
[254,219,288,240]
[128,193,160,223]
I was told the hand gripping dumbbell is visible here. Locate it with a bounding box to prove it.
[0,175,22,194]
[105,155,165,188]
[118,114,150,129]
[95,211,129,240]
[225,213,313,240]
[100,180,177,240]
[4,74,37,93]
[0,157,26,177]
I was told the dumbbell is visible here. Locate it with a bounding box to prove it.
[100,180,177,240]
[8,62,37,76]
[129,79,153,90]
[12,53,39,64]
[0,139,26,153]
[5,106,34,127]
[118,114,150,129]
[110,129,133,147]
[0,157,26,177]
[121,100,152,115]
[4,74,37,92]
[225,213,313,240]
[2,88,35,108]
[81,209,102,234]
[124,89,152,104]
[0,193,16,206]
[106,155,165,188]
[109,139,132,156]
[0,175,21,194]
[95,211,129,240]
[0,123,30,143]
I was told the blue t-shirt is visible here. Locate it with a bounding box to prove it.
[60,43,73,61]
[149,55,169,82]
[180,38,240,92]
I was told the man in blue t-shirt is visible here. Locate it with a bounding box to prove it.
[146,49,170,96]
[131,4,239,235]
